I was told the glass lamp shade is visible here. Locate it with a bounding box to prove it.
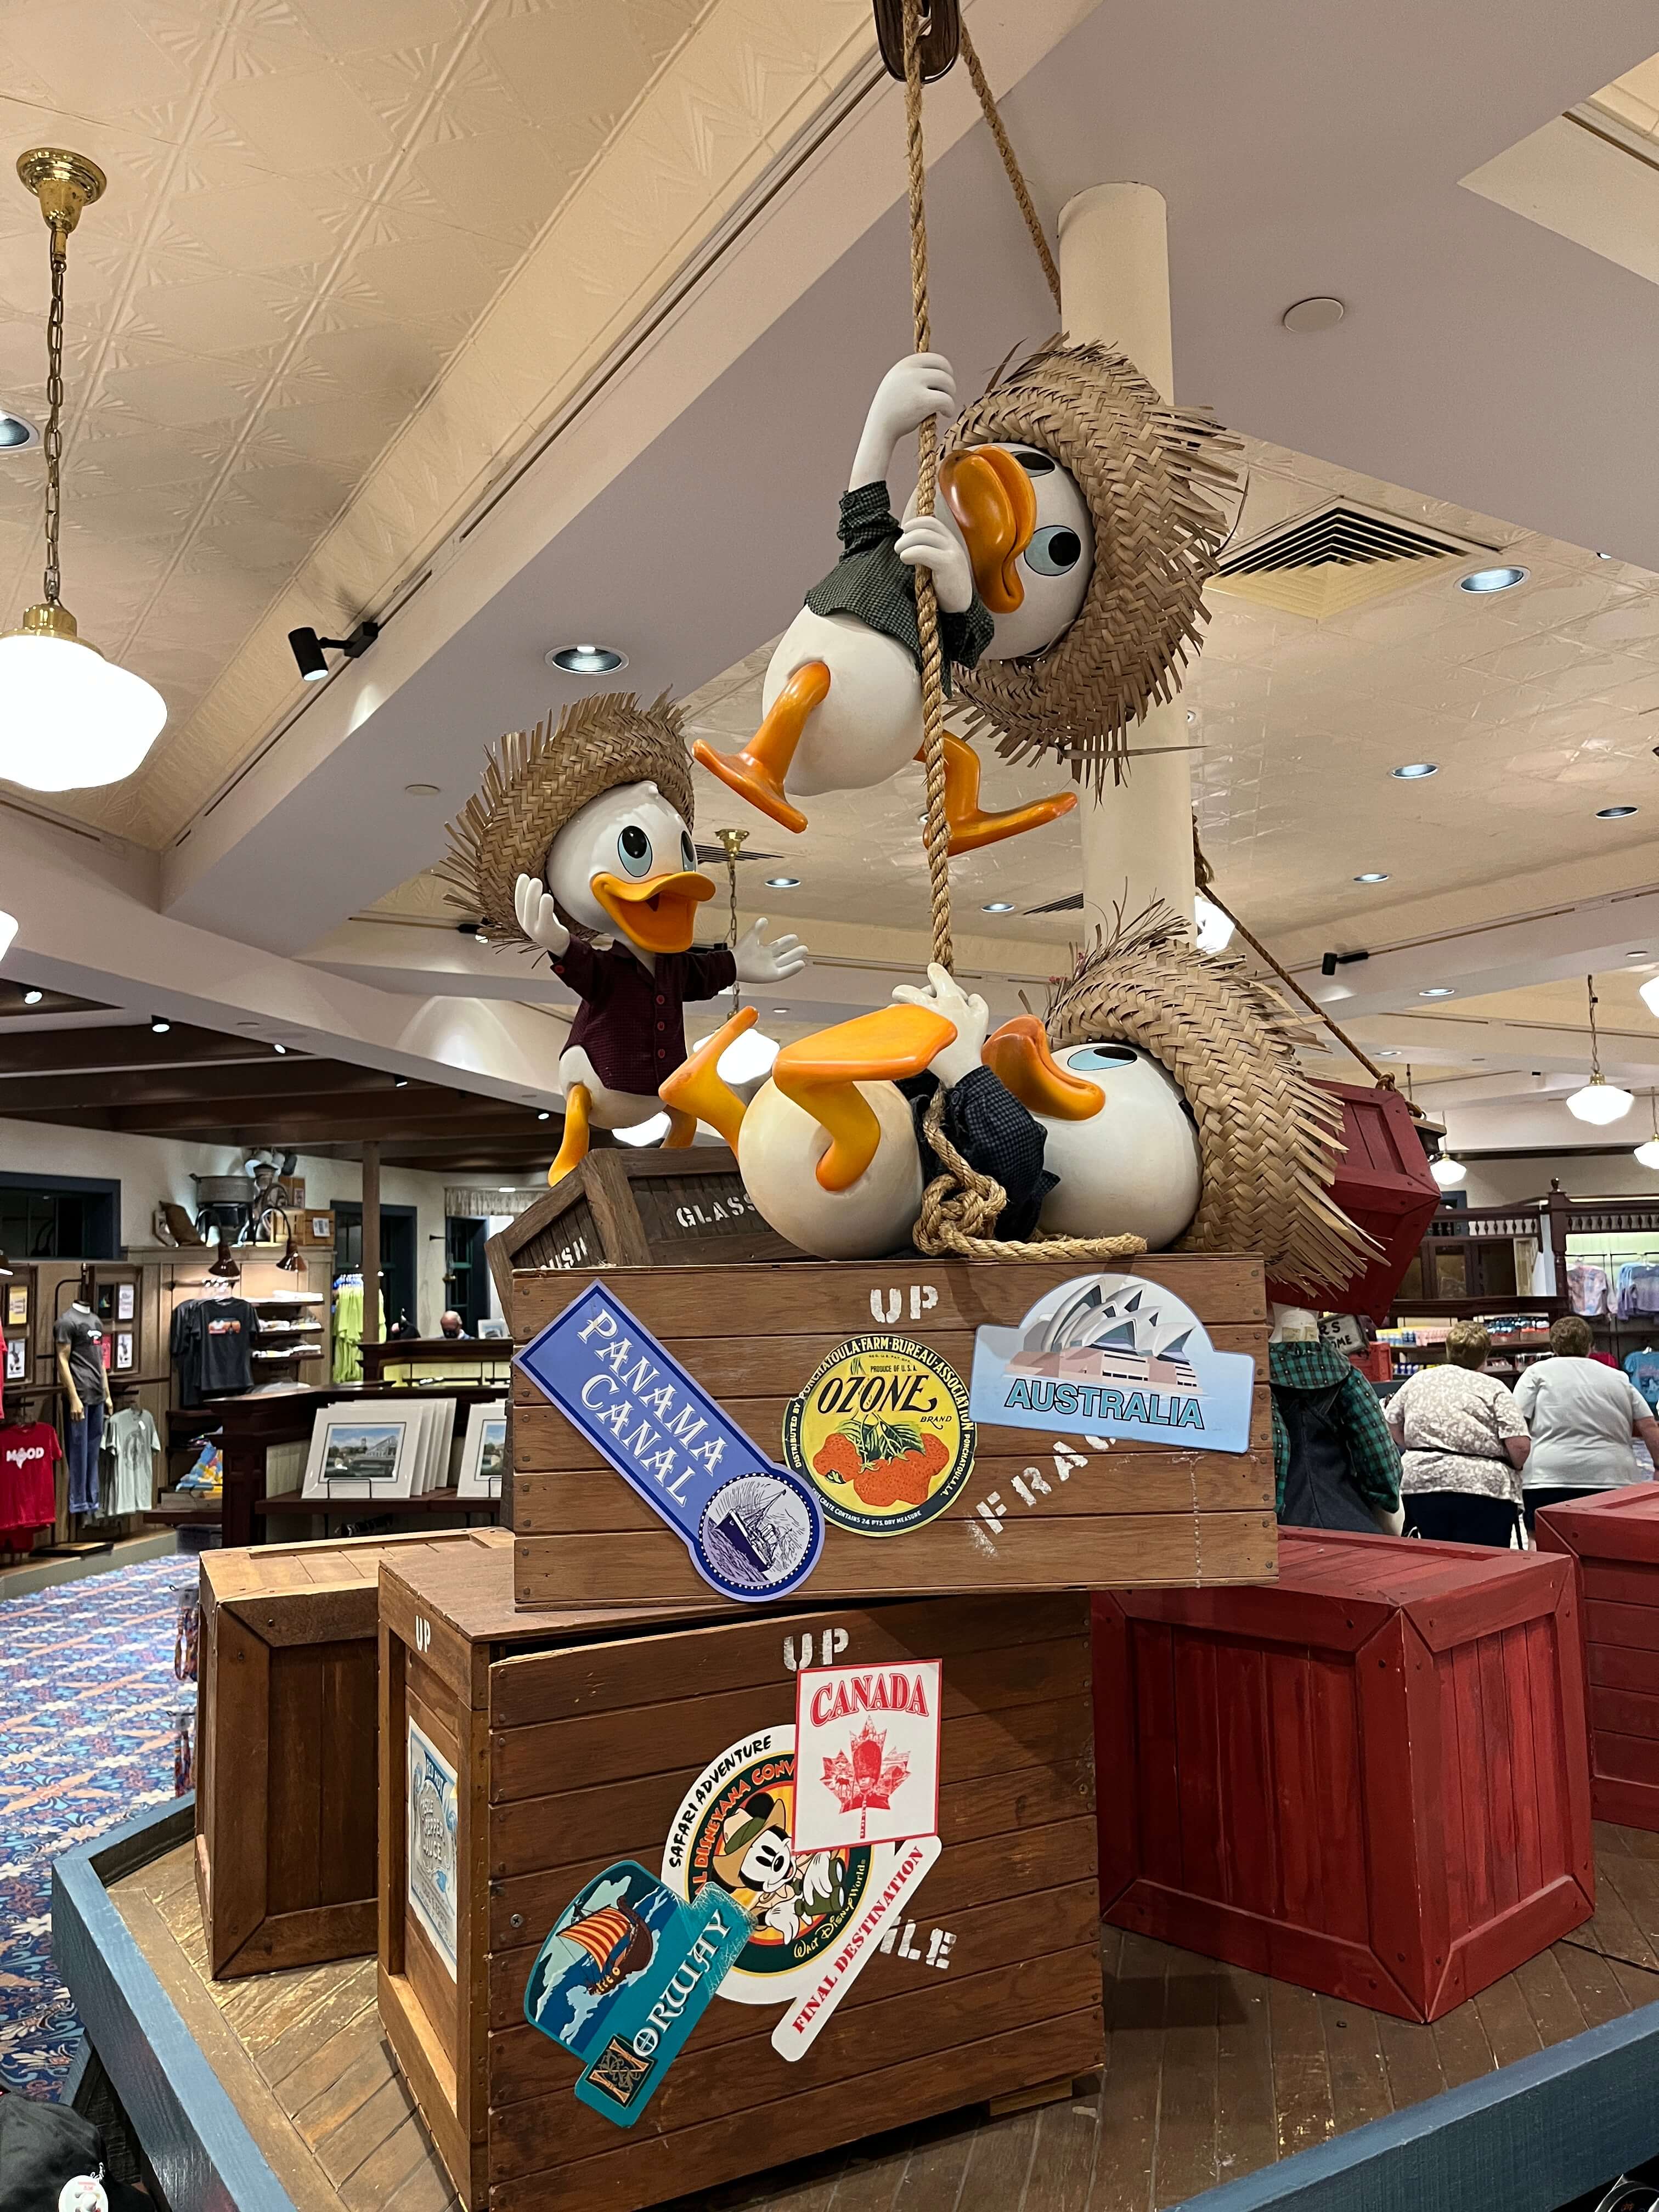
[1643,974,1659,1021]
[1635,1138,1659,1172]
[0,625,166,792]
[1567,1077,1635,1125]
[1430,1153,1466,1187]
[1194,894,1235,955]
[0,909,15,962]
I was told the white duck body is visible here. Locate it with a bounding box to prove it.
[764,608,919,798]
[737,1077,923,1259]
[554,1046,661,1133]
[1035,1042,1201,1248]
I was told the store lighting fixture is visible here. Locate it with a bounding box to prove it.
[1637,1095,1659,1173]
[616,1113,670,1146]
[546,644,627,675]
[1419,987,1455,998]
[149,1014,170,1034]
[206,1236,241,1282]
[537,1110,551,1121]
[1430,1149,1466,1188]
[22,986,42,1004]
[272,1042,286,1055]
[1567,974,1634,1125]
[0,407,37,449]
[1458,566,1528,593]
[1598,806,1639,820]
[404,781,440,797]
[1194,893,1235,954]
[1392,763,1438,780]
[981,900,1015,914]
[276,1224,304,1273]
[0,151,167,793]
[0,910,14,962]
[1354,872,1389,884]
[765,876,800,889]
[393,1075,409,1088]
[287,619,378,683]
[1642,972,1659,1020]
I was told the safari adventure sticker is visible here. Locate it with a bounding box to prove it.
[783,1335,974,1537]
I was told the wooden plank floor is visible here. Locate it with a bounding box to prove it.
[110,1828,1659,2212]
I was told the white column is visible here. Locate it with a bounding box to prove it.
[1058,184,1198,932]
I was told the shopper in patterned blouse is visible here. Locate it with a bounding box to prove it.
[1384,1321,1531,1548]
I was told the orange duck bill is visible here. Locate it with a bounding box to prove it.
[590,868,715,953]
[939,446,1037,614]
[982,1015,1104,1119]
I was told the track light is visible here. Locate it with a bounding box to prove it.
[150,1014,170,1034]
[287,618,379,683]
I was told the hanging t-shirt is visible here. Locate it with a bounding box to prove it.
[54,1306,105,1412]
[199,1299,256,1396]
[1627,1350,1659,1411]
[104,1406,161,1515]
[0,1421,60,1538]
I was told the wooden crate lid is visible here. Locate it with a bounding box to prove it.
[381,1531,722,1650]
[1536,1482,1659,1564]
[202,1528,496,1641]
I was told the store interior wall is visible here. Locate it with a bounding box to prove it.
[0,1118,453,1333]
[1462,1154,1659,1207]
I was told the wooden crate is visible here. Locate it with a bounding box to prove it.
[1537,1485,1659,1831]
[377,1539,1102,2212]
[486,1147,798,1309]
[196,1527,506,1978]
[1270,1080,1438,1322]
[511,1253,1276,1610]
[1094,1529,1594,2023]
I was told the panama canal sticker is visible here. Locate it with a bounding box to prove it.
[783,1335,974,1537]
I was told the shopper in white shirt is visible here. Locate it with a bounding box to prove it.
[1514,1313,1659,1530]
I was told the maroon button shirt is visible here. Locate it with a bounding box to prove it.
[550,937,738,1098]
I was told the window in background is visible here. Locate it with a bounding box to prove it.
[0,1174,119,1257]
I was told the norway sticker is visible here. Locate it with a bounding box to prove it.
[792,1658,941,1853]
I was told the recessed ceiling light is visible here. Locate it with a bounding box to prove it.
[1391,763,1437,780]
[150,1015,171,1034]
[1629,950,1650,960]
[0,407,38,450]
[1354,871,1389,883]
[404,781,440,797]
[1376,1049,1401,1059]
[498,1185,515,1193]
[273,1042,286,1054]
[1458,566,1528,594]
[546,643,627,675]
[537,1110,551,1120]
[393,1076,409,1088]
[1598,551,1614,560]
[1598,805,1639,820]
[772,1007,789,1015]
[21,987,42,1004]
[981,900,1015,913]
[765,875,800,889]
[1282,296,1345,333]
[1419,986,1455,998]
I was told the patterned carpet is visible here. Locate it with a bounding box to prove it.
[0,1556,195,2098]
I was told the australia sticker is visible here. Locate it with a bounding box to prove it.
[783,1335,973,1537]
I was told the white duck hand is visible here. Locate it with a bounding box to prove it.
[733,917,809,984]
[514,873,569,957]
[896,512,974,615]
[850,352,956,489]
[892,961,990,1088]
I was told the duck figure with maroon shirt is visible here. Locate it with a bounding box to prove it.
[438,691,807,1185]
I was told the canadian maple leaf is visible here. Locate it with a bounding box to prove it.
[821,1719,911,1812]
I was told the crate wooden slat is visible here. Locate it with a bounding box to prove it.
[510,1254,1275,1610]
[195,1527,504,1979]
[376,1541,1102,2212]
[1537,1485,1659,1832]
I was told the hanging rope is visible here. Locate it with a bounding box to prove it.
[957,22,1063,313]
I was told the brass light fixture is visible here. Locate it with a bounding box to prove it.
[1566,973,1634,1126]
[0,149,167,793]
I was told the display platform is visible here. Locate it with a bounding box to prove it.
[52,1801,1659,2212]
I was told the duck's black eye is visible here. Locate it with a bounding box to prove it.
[1014,448,1056,475]
[616,823,653,878]
[1065,1044,1137,1071]
[680,831,696,872]
[1025,525,1082,576]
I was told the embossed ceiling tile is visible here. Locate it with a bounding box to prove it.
[259,390,405,472]
[100,352,256,432]
[348,223,520,334]
[163,177,345,273]
[740,0,873,78]
[481,4,684,139]
[408,121,588,252]
[213,61,401,174]
[120,269,309,361]
[14,0,202,122]
[61,482,204,541]
[690,3,838,136]
[228,453,360,528]
[283,0,471,62]
[289,320,447,413]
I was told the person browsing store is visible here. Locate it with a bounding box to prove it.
[1383,1321,1530,1548]
[1515,1313,1659,1530]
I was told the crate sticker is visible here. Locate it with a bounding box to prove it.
[516,1280,823,1601]
[783,1337,974,1537]
[969,1273,1256,1454]
[406,1720,458,1977]
[792,1660,942,1851]
[523,1859,748,2128]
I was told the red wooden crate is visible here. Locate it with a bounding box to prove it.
[1267,1080,1438,1323]
[1536,1485,1659,1831]
[1094,1529,1593,2022]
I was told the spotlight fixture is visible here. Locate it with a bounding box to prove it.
[276,1224,304,1273]
[1321,949,1369,978]
[22,986,42,1004]
[1354,872,1389,884]
[0,406,37,449]
[0,151,167,792]
[1419,987,1455,999]
[981,900,1014,914]
[1430,1150,1466,1188]
[287,618,379,682]
[1391,763,1438,781]
[1458,566,1528,594]
[1598,806,1639,820]
[1194,894,1235,954]
[546,643,627,675]
[149,1014,171,1034]
[765,876,800,889]
[1567,974,1634,1125]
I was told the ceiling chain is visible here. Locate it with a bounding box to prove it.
[42,224,66,607]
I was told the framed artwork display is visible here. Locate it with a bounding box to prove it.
[114,1333,134,1373]
[4,1339,24,1381]
[419,1394,458,1496]
[456,1400,507,1499]
[95,1284,115,1321]
[6,1285,26,1329]
[116,1283,135,1322]
[301,1401,423,1500]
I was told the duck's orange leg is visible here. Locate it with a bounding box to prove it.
[917,732,1077,855]
[548,1083,591,1187]
[691,662,830,836]
[659,1008,754,1152]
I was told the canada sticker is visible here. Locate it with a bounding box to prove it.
[783,1335,973,1537]
[792,1659,942,1852]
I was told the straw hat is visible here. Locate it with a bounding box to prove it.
[435,691,694,947]
[943,338,1241,791]
[1042,905,1380,1297]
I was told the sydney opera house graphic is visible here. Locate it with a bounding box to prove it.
[1002,1280,1204,1395]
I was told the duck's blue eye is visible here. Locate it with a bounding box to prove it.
[680,831,696,872]
[1025,524,1082,577]
[616,823,653,878]
[1065,1044,1137,1072]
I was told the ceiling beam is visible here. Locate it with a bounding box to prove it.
[0,1023,295,1078]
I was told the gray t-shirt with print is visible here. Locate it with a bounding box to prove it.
[54,1306,105,1413]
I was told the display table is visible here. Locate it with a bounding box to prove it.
[1094,1528,1594,2022]
[1536,1483,1659,1831]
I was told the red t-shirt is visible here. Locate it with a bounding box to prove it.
[0,1421,61,1537]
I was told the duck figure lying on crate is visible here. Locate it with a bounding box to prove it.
[438,691,809,1185]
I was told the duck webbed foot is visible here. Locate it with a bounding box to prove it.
[659,1008,754,1152]
[919,731,1077,856]
[691,661,829,834]
[548,1083,592,1187]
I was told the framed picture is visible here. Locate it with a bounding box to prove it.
[116,1283,134,1322]
[4,1339,24,1382]
[115,1333,134,1373]
[6,1285,26,1328]
[456,1400,507,1499]
[95,1284,115,1321]
[420,1395,458,1496]
[301,1401,423,1500]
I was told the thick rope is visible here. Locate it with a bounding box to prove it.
[913,1089,1148,1263]
[902,0,955,979]
[957,22,1063,313]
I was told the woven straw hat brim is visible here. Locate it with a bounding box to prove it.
[435,691,694,949]
[1043,906,1380,1297]
[943,338,1241,793]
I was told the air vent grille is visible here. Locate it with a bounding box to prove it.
[1211,499,1497,619]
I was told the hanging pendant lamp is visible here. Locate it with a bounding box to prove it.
[1566,973,1634,1125]
[1637,1093,1659,1172]
[0,150,166,794]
